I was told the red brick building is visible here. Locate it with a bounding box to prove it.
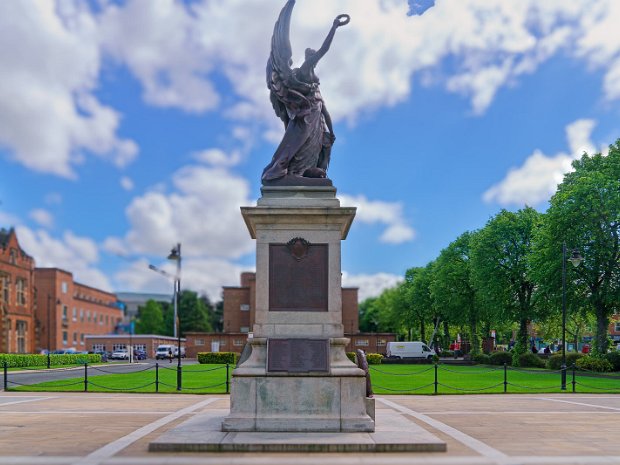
[186,272,396,357]
[0,228,36,353]
[610,314,620,346]
[34,268,123,353]
[85,334,184,358]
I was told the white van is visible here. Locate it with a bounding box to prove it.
[155,344,175,360]
[386,341,436,360]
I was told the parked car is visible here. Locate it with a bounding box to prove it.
[133,349,147,360]
[110,350,129,360]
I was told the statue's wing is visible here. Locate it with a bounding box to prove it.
[266,0,296,126]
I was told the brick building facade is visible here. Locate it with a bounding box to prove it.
[34,268,123,353]
[85,334,183,358]
[0,228,36,353]
[186,272,396,357]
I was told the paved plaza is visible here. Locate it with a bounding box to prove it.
[0,392,619,464]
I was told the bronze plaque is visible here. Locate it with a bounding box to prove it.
[267,338,330,373]
[269,240,328,312]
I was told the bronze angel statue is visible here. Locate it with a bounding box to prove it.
[262,0,350,185]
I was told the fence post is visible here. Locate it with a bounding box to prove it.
[155,363,159,393]
[434,363,438,395]
[177,364,182,392]
[226,363,230,394]
[572,363,576,393]
[84,363,88,392]
[3,361,7,391]
[503,363,508,393]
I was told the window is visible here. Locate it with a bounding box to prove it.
[72,308,77,322]
[87,310,91,322]
[73,332,77,345]
[16,279,26,305]
[62,331,68,345]
[93,311,97,322]
[134,344,146,352]
[16,321,27,353]
[62,305,68,321]
[80,334,84,345]
[61,282,68,294]
[240,326,250,333]
[377,339,387,347]
[112,344,126,351]
[355,339,369,347]
[99,314,103,325]
[1,275,10,304]
[219,340,227,346]
[80,309,84,322]
[195,339,205,346]
[106,315,109,325]
[233,339,245,346]
[240,304,250,311]
[615,322,620,332]
[9,248,17,265]
[93,344,105,352]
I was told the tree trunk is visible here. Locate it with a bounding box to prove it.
[420,319,426,342]
[469,317,479,355]
[443,320,450,349]
[517,319,528,353]
[594,303,609,354]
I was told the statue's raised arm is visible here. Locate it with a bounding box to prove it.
[262,0,350,185]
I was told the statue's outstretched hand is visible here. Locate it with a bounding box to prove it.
[334,14,350,27]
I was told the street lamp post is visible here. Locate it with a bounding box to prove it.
[167,244,182,391]
[562,242,583,390]
[46,294,51,369]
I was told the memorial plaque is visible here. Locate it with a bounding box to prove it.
[269,239,328,312]
[267,338,330,373]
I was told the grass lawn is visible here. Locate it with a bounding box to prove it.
[8,363,620,395]
[10,364,230,393]
[369,364,620,394]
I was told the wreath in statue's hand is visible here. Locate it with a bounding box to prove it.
[334,14,350,27]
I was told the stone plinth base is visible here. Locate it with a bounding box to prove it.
[149,408,446,453]
[222,375,374,433]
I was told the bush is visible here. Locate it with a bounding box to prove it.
[489,351,513,366]
[197,352,238,364]
[546,352,584,370]
[366,353,383,365]
[440,350,454,358]
[603,351,620,371]
[0,353,101,368]
[576,356,613,373]
[472,353,491,365]
[346,352,356,363]
[518,353,546,368]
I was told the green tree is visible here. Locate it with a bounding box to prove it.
[532,142,620,354]
[178,290,213,335]
[431,231,485,354]
[470,207,543,363]
[135,300,165,335]
[402,265,435,343]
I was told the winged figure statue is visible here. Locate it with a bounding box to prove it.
[262,0,350,185]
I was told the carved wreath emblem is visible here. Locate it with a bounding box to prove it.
[287,237,310,261]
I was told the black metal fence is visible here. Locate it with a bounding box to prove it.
[2,362,230,393]
[368,363,620,394]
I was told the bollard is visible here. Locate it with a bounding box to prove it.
[434,364,438,395]
[155,363,159,393]
[3,361,7,391]
[84,363,88,392]
[226,363,230,394]
[503,363,508,393]
[572,363,576,393]
[177,365,182,391]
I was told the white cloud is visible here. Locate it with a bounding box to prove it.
[483,119,604,206]
[192,148,241,168]
[16,226,112,291]
[29,209,54,229]
[0,1,137,177]
[104,164,254,260]
[342,271,402,302]
[120,176,134,191]
[340,194,415,244]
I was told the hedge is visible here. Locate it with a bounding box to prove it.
[518,353,546,368]
[603,351,620,371]
[0,353,101,368]
[546,352,584,370]
[347,352,383,365]
[197,352,238,364]
[489,351,513,366]
[576,356,613,373]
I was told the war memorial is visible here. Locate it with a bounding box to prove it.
[149,0,445,453]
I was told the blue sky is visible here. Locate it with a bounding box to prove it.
[1,0,619,301]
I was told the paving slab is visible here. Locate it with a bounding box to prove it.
[148,406,446,453]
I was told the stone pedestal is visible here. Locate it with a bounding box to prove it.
[222,185,374,433]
